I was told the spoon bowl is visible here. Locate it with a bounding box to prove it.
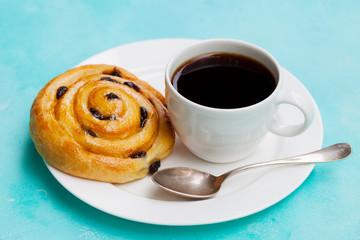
[152,143,352,198]
[152,167,223,198]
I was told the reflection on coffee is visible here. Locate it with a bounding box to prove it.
[172,53,276,109]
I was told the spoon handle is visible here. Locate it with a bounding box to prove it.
[222,143,352,180]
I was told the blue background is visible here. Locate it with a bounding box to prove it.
[1,0,359,239]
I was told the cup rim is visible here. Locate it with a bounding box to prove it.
[165,38,282,114]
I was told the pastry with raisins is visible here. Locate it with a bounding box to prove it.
[30,65,174,183]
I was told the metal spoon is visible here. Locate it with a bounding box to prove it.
[152,143,352,199]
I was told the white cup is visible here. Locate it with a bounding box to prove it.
[165,39,314,163]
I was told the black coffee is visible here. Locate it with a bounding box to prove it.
[172,53,277,109]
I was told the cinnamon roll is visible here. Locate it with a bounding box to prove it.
[30,64,175,183]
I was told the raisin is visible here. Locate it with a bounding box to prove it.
[85,129,97,137]
[101,77,120,84]
[56,86,68,99]
[149,161,161,174]
[140,107,147,128]
[90,108,104,120]
[110,70,122,77]
[124,81,140,92]
[105,92,119,100]
[130,151,146,159]
[109,115,117,121]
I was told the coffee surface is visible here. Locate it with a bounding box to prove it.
[172,53,276,109]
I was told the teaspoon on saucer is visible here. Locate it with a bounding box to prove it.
[152,143,352,199]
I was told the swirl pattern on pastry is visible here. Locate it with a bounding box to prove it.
[30,64,175,183]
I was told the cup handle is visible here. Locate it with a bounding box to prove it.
[267,91,314,137]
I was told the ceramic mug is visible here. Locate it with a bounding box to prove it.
[165,39,314,163]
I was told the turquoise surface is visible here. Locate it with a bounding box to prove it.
[1,0,359,239]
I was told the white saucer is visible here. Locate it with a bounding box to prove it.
[46,39,323,225]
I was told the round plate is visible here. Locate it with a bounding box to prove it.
[46,39,323,225]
